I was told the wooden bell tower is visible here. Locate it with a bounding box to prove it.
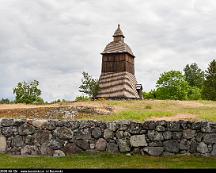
[96,25,142,99]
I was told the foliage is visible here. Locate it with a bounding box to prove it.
[79,72,100,100]
[13,80,44,104]
[143,90,156,99]
[184,63,204,89]
[155,71,189,100]
[75,96,90,101]
[202,59,216,100]
[0,98,11,104]
[187,87,202,100]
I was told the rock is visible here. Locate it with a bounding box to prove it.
[18,124,35,135]
[201,122,212,133]
[196,133,204,142]
[54,127,73,139]
[107,142,119,153]
[129,123,142,134]
[147,130,163,141]
[11,135,23,147]
[163,131,172,140]
[197,142,208,154]
[34,130,51,145]
[1,126,17,137]
[21,145,39,155]
[149,141,163,147]
[90,143,95,149]
[172,132,182,139]
[40,143,54,155]
[180,139,190,150]
[69,121,80,130]
[132,148,141,155]
[167,122,180,131]
[25,135,35,145]
[91,127,102,139]
[211,144,216,156]
[0,135,6,152]
[63,143,82,154]
[144,147,164,156]
[163,140,180,153]
[156,125,166,132]
[130,135,147,147]
[191,122,201,130]
[183,129,196,139]
[203,134,216,144]
[148,121,156,130]
[43,120,56,130]
[95,138,107,151]
[1,119,14,126]
[116,131,124,139]
[75,139,89,150]
[126,153,131,156]
[117,139,130,152]
[53,150,65,157]
[14,119,26,126]
[107,122,118,131]
[74,128,92,140]
[49,139,64,150]
[32,120,47,128]
[190,140,198,153]
[118,121,131,131]
[103,129,113,139]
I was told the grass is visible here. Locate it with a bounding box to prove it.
[76,100,216,122]
[0,153,216,169]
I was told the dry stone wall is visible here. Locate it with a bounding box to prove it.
[0,119,216,157]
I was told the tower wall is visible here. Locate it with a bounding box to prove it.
[101,53,134,75]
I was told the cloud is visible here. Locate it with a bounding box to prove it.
[0,0,216,101]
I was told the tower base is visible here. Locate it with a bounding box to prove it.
[96,72,140,99]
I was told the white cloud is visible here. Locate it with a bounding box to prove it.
[0,0,216,101]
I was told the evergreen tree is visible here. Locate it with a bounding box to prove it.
[202,60,216,100]
[184,63,204,89]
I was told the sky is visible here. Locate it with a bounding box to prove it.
[0,0,216,102]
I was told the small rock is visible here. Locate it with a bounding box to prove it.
[1,119,14,126]
[163,140,180,153]
[92,127,102,139]
[130,135,147,147]
[156,125,166,132]
[103,129,113,139]
[95,138,107,151]
[53,150,65,157]
[75,139,89,150]
[197,142,208,154]
[54,127,73,139]
[118,139,130,153]
[203,134,216,144]
[144,147,164,156]
[63,143,82,154]
[183,129,196,139]
[107,142,119,153]
[0,135,6,153]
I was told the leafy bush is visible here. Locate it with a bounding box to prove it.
[75,96,90,101]
[143,90,156,99]
[13,80,44,104]
[155,71,189,100]
[187,87,202,100]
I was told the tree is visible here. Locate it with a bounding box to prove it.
[184,63,204,89]
[143,90,156,99]
[202,59,216,100]
[13,80,44,104]
[155,70,189,100]
[187,87,202,100]
[79,72,100,100]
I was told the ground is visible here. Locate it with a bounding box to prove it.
[0,100,216,122]
[1,100,216,169]
[0,153,216,168]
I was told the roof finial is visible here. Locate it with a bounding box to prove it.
[118,24,120,29]
[113,24,125,38]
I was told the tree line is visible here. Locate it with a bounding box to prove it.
[143,59,216,101]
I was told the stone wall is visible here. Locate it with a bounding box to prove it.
[0,119,216,157]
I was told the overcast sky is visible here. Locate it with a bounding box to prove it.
[0,0,216,101]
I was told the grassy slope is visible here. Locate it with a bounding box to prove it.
[0,153,216,169]
[76,100,216,122]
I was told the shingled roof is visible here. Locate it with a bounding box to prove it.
[102,25,135,57]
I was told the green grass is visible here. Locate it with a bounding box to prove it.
[0,153,216,168]
[76,100,216,122]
